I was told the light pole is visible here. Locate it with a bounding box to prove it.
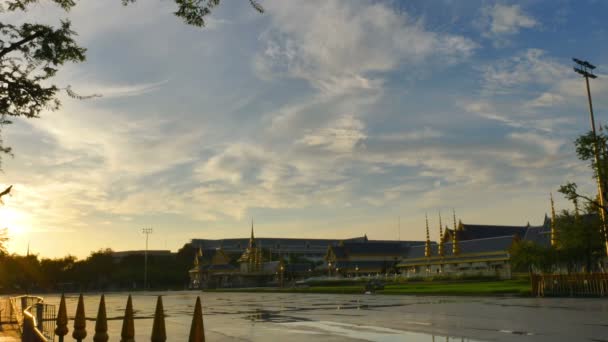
[142,228,153,290]
[573,58,608,256]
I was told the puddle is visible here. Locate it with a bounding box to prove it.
[280,321,486,342]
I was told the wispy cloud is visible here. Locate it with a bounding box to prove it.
[478,3,538,46]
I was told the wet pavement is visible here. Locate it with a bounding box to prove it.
[36,291,608,341]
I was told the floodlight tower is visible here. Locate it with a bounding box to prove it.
[142,228,153,290]
[573,58,608,256]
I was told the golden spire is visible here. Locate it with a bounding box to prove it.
[452,210,459,255]
[193,253,199,267]
[424,213,431,258]
[249,218,256,249]
[438,211,444,257]
[550,193,557,247]
[197,247,203,257]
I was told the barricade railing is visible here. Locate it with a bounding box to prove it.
[12,293,207,341]
[9,295,55,342]
[0,296,16,324]
[55,294,206,342]
[9,295,44,329]
[531,273,608,297]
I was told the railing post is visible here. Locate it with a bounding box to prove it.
[72,294,87,342]
[120,295,135,342]
[22,313,35,342]
[93,295,109,342]
[188,296,205,342]
[35,303,43,332]
[151,296,166,342]
[54,294,68,342]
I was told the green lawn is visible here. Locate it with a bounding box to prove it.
[378,279,531,296]
[208,279,531,296]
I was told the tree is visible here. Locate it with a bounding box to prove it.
[0,0,263,165]
[509,239,553,275]
[559,127,608,257]
[554,210,604,272]
[0,228,8,255]
[559,128,608,217]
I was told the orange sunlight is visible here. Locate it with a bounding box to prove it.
[0,205,29,237]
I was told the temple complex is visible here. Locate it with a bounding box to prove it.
[397,210,552,279]
[188,211,556,288]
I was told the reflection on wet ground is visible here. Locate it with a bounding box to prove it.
[36,291,608,341]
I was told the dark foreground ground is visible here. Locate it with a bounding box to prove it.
[18,290,608,341]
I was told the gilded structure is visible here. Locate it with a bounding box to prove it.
[237,222,263,273]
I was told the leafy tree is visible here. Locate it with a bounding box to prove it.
[509,239,553,275]
[554,210,604,272]
[0,0,263,164]
[559,128,608,225]
[559,126,608,260]
[0,228,7,255]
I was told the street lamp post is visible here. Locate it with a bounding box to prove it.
[573,58,608,257]
[142,228,153,290]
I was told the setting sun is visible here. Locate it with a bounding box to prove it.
[0,206,29,236]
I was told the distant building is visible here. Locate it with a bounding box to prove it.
[189,235,368,262]
[325,240,424,276]
[111,250,173,262]
[189,247,237,288]
[397,215,552,279]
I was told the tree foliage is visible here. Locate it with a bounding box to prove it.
[510,239,553,274]
[510,208,605,274]
[559,127,608,216]
[0,248,194,293]
[0,228,8,255]
[0,0,263,164]
[554,210,604,271]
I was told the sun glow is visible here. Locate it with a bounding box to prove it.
[0,206,29,236]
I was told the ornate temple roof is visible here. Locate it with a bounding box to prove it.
[327,241,423,261]
[406,235,515,259]
[444,224,528,242]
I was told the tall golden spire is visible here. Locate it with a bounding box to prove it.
[249,218,256,248]
[193,253,199,266]
[550,193,558,247]
[452,209,459,255]
[425,213,431,258]
[438,211,444,257]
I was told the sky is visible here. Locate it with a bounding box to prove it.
[1,0,608,258]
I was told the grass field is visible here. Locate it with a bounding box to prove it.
[209,279,532,296]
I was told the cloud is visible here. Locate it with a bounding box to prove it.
[80,80,169,99]
[463,101,525,129]
[376,128,443,142]
[479,3,537,44]
[480,49,567,94]
[526,92,565,108]
[254,0,476,95]
[297,114,366,154]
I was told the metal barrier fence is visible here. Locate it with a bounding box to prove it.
[7,296,56,341]
[33,303,55,340]
[531,273,608,297]
[9,296,44,331]
[0,297,15,324]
